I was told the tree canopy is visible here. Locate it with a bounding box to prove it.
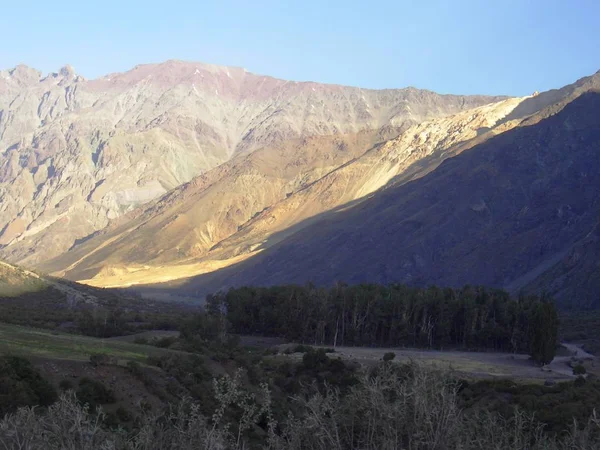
[212,283,558,358]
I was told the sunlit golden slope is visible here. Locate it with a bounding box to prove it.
[43,97,534,287]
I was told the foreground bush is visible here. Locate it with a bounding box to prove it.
[0,356,57,416]
[1,364,600,449]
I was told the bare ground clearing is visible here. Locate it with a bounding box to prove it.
[286,343,597,382]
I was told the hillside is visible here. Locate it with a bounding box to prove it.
[41,95,526,286]
[41,71,600,289]
[0,259,97,303]
[0,60,501,266]
[165,88,600,307]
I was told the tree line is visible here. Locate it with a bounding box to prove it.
[208,283,558,363]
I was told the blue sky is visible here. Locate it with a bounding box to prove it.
[1,0,598,96]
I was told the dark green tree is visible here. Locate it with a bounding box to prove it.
[528,301,559,365]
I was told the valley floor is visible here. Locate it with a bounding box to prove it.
[284,343,596,382]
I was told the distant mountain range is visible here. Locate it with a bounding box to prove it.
[2,61,600,307]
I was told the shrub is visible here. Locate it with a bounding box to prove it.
[59,379,74,391]
[115,406,131,422]
[89,353,115,367]
[285,344,311,354]
[126,360,141,372]
[383,352,396,362]
[302,348,329,370]
[0,393,123,448]
[152,336,178,348]
[2,365,600,449]
[0,356,57,415]
[573,364,587,375]
[76,377,115,408]
[134,336,149,345]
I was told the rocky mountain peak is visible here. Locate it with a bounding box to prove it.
[4,64,41,85]
[59,64,76,78]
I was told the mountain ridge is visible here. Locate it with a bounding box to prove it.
[0,60,503,266]
[3,59,512,95]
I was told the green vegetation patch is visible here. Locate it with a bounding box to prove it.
[0,355,57,415]
[0,323,178,363]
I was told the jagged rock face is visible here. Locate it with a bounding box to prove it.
[0,60,502,265]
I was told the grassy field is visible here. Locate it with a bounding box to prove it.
[0,323,176,363]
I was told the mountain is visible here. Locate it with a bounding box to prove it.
[41,71,600,290]
[151,75,600,307]
[42,95,527,286]
[0,60,502,266]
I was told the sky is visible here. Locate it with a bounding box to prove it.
[1,0,599,96]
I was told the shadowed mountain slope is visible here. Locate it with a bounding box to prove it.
[169,90,600,307]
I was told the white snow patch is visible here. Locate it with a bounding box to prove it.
[226,69,232,78]
[312,87,316,91]
[194,69,201,75]
[215,89,219,95]
[193,84,199,95]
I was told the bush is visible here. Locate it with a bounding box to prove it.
[0,356,57,415]
[115,406,131,422]
[152,336,178,348]
[383,352,396,362]
[284,345,334,355]
[59,379,74,391]
[285,344,312,354]
[89,353,115,367]
[76,377,115,409]
[127,360,141,372]
[2,365,600,449]
[573,364,587,375]
[302,348,329,370]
